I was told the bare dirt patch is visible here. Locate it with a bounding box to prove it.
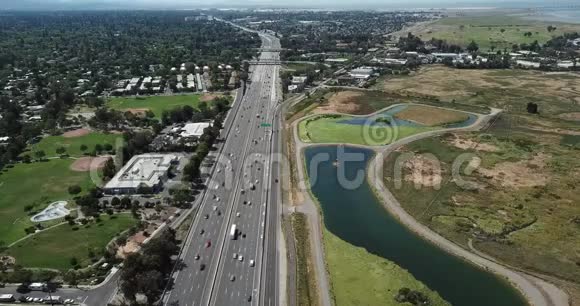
[124,108,149,116]
[403,155,443,188]
[313,91,363,114]
[477,153,550,188]
[62,128,91,138]
[70,156,110,172]
[448,134,500,152]
[558,112,580,122]
[394,105,469,126]
[526,125,580,136]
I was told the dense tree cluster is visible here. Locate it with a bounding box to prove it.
[119,228,179,305]
[182,110,226,183]
[0,11,259,79]
[394,287,431,306]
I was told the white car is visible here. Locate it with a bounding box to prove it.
[233,253,238,259]
[250,260,255,267]
[238,255,244,262]
[236,212,241,217]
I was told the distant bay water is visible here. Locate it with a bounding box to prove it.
[520,10,580,24]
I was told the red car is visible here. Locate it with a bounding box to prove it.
[205,240,211,248]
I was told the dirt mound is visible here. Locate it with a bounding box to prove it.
[477,153,550,188]
[314,91,363,114]
[70,156,110,172]
[403,155,442,188]
[62,128,90,138]
[448,135,500,152]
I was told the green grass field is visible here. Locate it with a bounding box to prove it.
[291,213,318,306]
[298,115,433,146]
[107,95,203,118]
[324,228,449,306]
[6,214,137,270]
[0,159,95,245]
[26,132,122,158]
[411,15,580,50]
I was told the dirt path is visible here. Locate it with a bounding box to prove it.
[366,109,569,306]
[291,115,334,306]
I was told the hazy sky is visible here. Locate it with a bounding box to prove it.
[0,0,574,10]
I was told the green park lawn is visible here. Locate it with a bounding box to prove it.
[298,115,433,146]
[324,229,449,306]
[6,214,137,270]
[107,95,203,118]
[26,132,122,158]
[0,159,95,245]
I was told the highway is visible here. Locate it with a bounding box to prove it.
[164,30,282,306]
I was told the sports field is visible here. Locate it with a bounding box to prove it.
[26,132,122,158]
[298,115,433,146]
[107,95,203,118]
[0,159,95,245]
[6,214,137,270]
[398,15,580,51]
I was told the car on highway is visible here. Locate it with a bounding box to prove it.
[233,253,238,259]
[250,260,255,267]
[200,229,205,235]
[238,255,244,262]
[236,212,241,217]
[247,295,252,302]
[230,275,235,282]
[200,264,206,271]
[205,240,211,248]
[195,254,200,260]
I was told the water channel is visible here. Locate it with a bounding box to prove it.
[304,145,527,306]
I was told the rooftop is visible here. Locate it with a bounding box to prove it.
[179,122,212,138]
[104,154,179,190]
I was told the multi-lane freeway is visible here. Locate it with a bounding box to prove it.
[164,30,282,306]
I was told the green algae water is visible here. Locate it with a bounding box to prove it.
[304,145,527,306]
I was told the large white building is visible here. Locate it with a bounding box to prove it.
[349,67,374,79]
[177,122,212,138]
[104,154,180,194]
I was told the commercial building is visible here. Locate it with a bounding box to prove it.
[349,67,374,79]
[104,153,180,195]
[178,122,212,138]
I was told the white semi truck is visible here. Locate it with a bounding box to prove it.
[230,224,237,240]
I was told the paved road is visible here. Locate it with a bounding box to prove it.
[163,30,282,306]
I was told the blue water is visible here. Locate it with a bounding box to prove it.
[304,145,527,306]
[521,10,580,24]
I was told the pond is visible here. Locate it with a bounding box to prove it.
[304,145,527,306]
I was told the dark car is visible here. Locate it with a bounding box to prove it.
[200,264,206,271]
